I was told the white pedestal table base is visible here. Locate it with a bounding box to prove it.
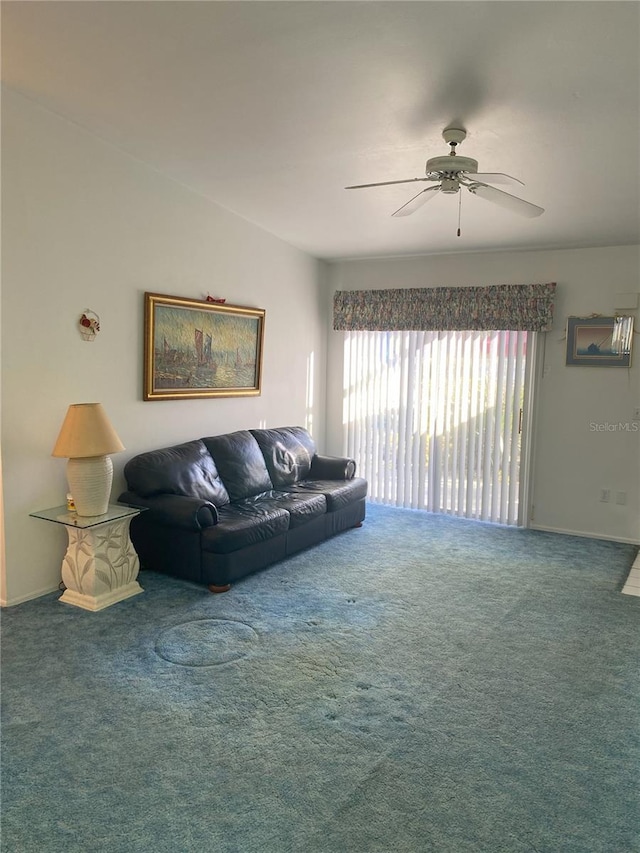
[60,517,143,611]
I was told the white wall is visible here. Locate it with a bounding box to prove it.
[1,89,328,606]
[326,246,640,544]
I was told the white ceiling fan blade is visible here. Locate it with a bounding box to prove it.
[392,185,440,217]
[468,183,544,218]
[463,172,524,187]
[345,177,432,190]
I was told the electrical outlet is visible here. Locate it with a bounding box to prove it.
[600,489,611,503]
[616,491,627,506]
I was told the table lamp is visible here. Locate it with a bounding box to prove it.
[52,403,125,516]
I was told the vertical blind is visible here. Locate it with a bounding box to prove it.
[343,329,529,525]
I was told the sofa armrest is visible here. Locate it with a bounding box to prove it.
[118,492,218,530]
[309,455,356,481]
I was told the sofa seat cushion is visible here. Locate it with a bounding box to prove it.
[202,503,289,555]
[288,477,368,511]
[236,489,327,528]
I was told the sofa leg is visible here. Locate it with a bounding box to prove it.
[208,583,232,594]
[354,522,363,528]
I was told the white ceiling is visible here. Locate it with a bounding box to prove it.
[2,1,639,260]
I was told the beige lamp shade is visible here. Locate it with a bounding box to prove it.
[52,403,124,516]
[52,403,124,459]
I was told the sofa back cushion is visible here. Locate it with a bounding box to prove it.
[250,426,316,488]
[202,430,273,502]
[123,439,230,506]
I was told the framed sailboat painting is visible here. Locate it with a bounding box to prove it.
[144,292,265,400]
[565,315,633,367]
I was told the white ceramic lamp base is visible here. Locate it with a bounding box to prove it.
[66,455,113,516]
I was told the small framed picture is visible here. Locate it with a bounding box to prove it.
[565,316,633,367]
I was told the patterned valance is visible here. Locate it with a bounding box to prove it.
[333,283,556,332]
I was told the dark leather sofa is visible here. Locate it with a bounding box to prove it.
[118,426,368,591]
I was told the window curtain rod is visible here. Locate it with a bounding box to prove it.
[333,282,556,333]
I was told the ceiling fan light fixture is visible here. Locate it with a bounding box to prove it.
[440,178,460,194]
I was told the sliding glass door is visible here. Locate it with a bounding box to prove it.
[343,329,534,525]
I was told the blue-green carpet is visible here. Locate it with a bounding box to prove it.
[2,503,639,852]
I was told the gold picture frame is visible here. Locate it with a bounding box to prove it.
[144,292,265,400]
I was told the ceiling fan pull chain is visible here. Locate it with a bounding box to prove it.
[457,189,462,237]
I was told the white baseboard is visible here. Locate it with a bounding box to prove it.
[1,583,60,608]
[529,523,640,547]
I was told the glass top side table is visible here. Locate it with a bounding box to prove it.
[30,504,145,611]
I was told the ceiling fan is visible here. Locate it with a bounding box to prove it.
[345,127,544,220]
